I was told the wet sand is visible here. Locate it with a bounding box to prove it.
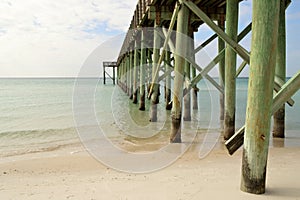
[1,139,300,200]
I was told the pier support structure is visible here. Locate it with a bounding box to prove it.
[224,0,239,140]
[103,62,116,85]
[165,50,172,110]
[126,54,130,95]
[115,0,299,195]
[129,49,134,99]
[133,37,140,104]
[183,29,192,121]
[273,0,287,138]
[241,0,280,194]
[150,17,161,122]
[191,34,198,111]
[170,4,189,143]
[218,18,225,122]
[139,29,147,111]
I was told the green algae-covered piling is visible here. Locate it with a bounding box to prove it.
[241,0,280,194]
[170,4,189,143]
[165,50,172,110]
[115,0,299,195]
[126,54,130,96]
[273,0,288,138]
[133,38,140,104]
[139,29,147,111]
[218,18,225,122]
[129,50,134,99]
[150,18,161,122]
[224,0,239,140]
[183,52,191,121]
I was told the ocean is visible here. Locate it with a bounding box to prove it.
[0,78,299,161]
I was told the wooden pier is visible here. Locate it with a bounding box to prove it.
[113,0,299,195]
[103,61,117,85]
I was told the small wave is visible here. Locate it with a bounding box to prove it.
[0,127,76,138]
[0,141,81,158]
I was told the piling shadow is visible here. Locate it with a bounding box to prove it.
[265,187,300,198]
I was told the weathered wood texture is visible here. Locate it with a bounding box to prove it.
[224,0,239,140]
[241,0,280,194]
[126,55,130,95]
[190,32,198,110]
[273,0,287,138]
[218,19,225,122]
[139,29,147,111]
[165,50,172,110]
[129,51,134,99]
[150,20,161,122]
[170,4,189,143]
[225,72,300,155]
[133,39,140,104]
[183,28,192,121]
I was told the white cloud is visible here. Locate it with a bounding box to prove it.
[0,0,136,77]
[0,0,299,77]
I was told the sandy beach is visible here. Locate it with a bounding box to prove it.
[1,139,300,200]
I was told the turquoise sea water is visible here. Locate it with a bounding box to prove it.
[0,78,299,158]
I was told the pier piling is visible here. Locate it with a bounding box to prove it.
[273,0,288,138]
[241,0,280,194]
[218,18,225,122]
[150,17,161,122]
[139,29,147,111]
[133,38,140,104]
[114,0,299,195]
[165,50,172,110]
[224,0,239,140]
[129,50,134,99]
[170,4,189,143]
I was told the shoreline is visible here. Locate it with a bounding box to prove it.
[1,138,300,199]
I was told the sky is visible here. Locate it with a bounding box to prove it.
[0,0,299,77]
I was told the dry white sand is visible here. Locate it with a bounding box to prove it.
[0,141,300,200]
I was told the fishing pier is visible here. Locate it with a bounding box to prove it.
[107,0,300,194]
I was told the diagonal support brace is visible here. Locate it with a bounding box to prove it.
[182,0,250,63]
[225,71,300,155]
[147,2,181,99]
